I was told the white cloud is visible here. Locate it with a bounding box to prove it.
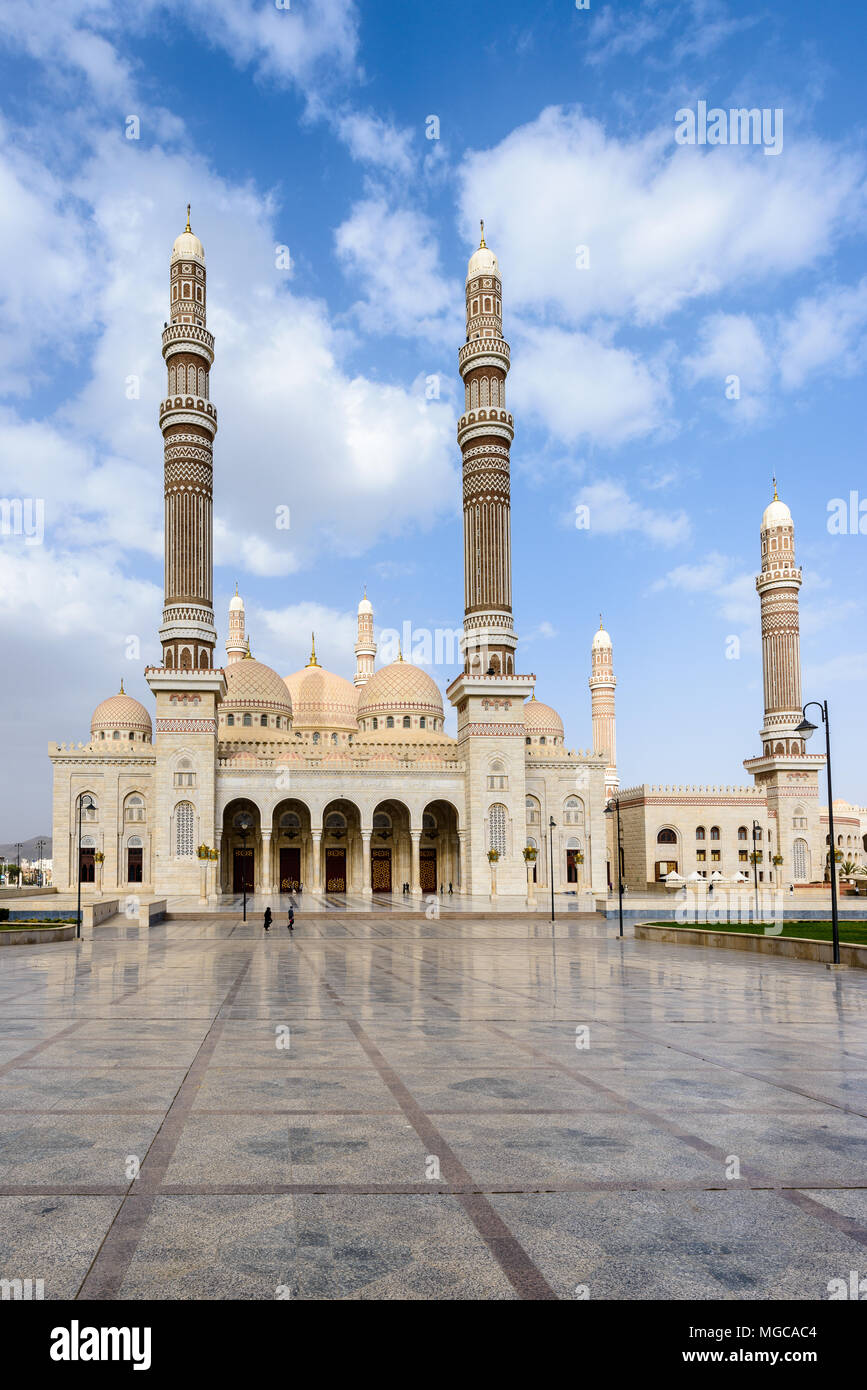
[456,106,866,329]
[254,600,358,679]
[574,479,690,546]
[684,311,772,419]
[335,112,415,176]
[651,551,756,625]
[777,279,867,389]
[512,323,671,447]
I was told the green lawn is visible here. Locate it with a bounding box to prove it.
[648,920,867,946]
[0,920,76,930]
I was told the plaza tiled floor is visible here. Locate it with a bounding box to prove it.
[0,912,865,1299]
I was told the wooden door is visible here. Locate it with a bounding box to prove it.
[233,847,254,892]
[280,847,301,892]
[420,847,437,893]
[325,847,346,892]
[371,847,392,892]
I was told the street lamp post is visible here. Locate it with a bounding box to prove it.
[14,842,23,885]
[549,817,556,923]
[237,813,254,923]
[36,837,46,888]
[75,795,94,939]
[751,819,761,923]
[605,799,624,938]
[797,701,841,966]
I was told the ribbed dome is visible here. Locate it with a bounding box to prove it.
[224,658,293,716]
[284,665,359,733]
[523,697,564,739]
[357,661,444,719]
[91,689,152,739]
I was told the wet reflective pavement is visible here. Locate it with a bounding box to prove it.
[0,914,865,1299]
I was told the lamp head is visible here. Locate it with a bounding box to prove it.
[795,717,817,739]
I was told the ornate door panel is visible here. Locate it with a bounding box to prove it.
[371,847,392,892]
[420,848,437,893]
[233,847,254,892]
[280,847,301,892]
[325,847,346,893]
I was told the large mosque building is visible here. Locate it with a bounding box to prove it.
[47,215,865,902]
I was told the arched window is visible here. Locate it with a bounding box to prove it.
[488,804,506,856]
[174,758,195,788]
[226,714,234,726]
[403,716,411,728]
[657,828,677,845]
[525,796,539,825]
[372,718,378,730]
[312,732,320,743]
[564,797,583,826]
[480,377,490,407]
[386,716,394,729]
[175,802,194,857]
[198,366,206,395]
[737,826,748,841]
[488,760,507,791]
[176,363,185,392]
[419,717,426,729]
[125,795,145,823]
[710,826,720,840]
[260,715,268,727]
[695,826,706,841]
[242,714,252,727]
[793,838,809,880]
[280,812,301,832]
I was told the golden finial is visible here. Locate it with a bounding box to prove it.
[772,475,778,501]
[185,203,191,233]
[234,580,238,596]
[243,638,252,660]
[307,632,320,667]
[397,638,404,662]
[119,678,125,695]
[479,219,486,248]
[599,613,604,630]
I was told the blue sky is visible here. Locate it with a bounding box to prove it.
[1,0,866,838]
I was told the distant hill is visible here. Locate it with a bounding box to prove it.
[0,836,53,861]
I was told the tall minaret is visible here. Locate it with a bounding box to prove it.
[226,586,246,664]
[756,481,805,757]
[458,222,516,676]
[354,590,376,687]
[158,207,217,670]
[589,618,618,793]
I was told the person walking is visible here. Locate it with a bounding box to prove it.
[263,906,272,931]
[287,903,295,931]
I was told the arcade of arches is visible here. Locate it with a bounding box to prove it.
[218,797,462,895]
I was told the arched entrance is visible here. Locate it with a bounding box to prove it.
[271,799,312,893]
[220,799,261,895]
[321,799,362,894]
[370,799,411,895]
[422,800,460,895]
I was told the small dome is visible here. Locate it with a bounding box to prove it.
[91,688,152,740]
[284,664,359,733]
[357,661,444,721]
[224,658,293,718]
[592,626,612,650]
[229,593,244,612]
[523,697,564,740]
[171,230,205,263]
[762,497,792,528]
[467,245,499,280]
[358,595,373,616]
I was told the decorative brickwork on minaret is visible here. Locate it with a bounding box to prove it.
[354,591,376,687]
[589,619,618,793]
[457,223,516,676]
[158,207,218,670]
[756,482,805,757]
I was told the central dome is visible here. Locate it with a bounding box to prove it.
[284,665,359,734]
[91,687,152,743]
[523,697,564,743]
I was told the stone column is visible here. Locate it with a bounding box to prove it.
[410,830,422,897]
[526,858,536,907]
[361,830,372,896]
[457,830,467,893]
[311,831,322,892]
[258,831,272,893]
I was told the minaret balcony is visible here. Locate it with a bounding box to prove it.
[159,399,218,435]
[459,337,510,372]
[457,411,514,446]
[162,323,215,364]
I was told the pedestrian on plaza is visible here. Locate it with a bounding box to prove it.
[448,882,453,895]
[287,904,295,931]
[263,906,272,931]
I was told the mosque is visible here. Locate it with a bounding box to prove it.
[47,215,866,903]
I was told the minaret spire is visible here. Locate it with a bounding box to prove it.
[755,486,804,756]
[589,621,618,794]
[158,210,216,668]
[457,226,516,676]
[226,587,247,664]
[354,590,376,687]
